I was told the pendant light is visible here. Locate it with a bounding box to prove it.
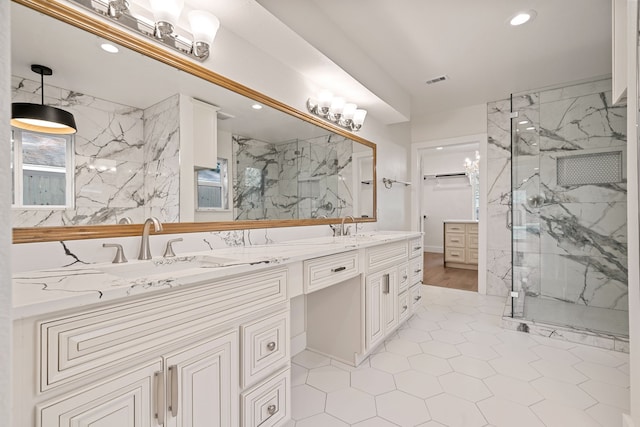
[11,64,77,135]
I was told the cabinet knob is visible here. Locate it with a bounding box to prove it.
[415,269,422,273]
[402,275,408,280]
[402,305,408,312]
[267,404,277,416]
[267,341,277,351]
[414,295,422,302]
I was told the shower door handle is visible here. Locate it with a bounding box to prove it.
[506,210,512,230]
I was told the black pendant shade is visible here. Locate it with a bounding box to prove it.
[11,64,77,135]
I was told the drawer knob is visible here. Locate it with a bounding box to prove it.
[267,404,277,416]
[415,269,422,273]
[402,305,408,312]
[413,246,421,251]
[414,295,422,302]
[267,341,277,351]
[331,266,347,273]
[402,275,408,280]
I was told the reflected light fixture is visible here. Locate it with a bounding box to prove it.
[307,91,367,132]
[69,0,221,61]
[11,64,77,135]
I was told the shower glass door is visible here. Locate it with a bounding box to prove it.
[510,80,629,338]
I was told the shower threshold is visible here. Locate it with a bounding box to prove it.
[501,295,629,353]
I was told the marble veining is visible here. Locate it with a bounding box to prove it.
[503,79,629,332]
[11,77,180,226]
[233,133,353,220]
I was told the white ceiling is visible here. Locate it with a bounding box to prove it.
[256,0,613,120]
[12,0,613,129]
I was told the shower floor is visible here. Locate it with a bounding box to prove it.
[524,297,629,337]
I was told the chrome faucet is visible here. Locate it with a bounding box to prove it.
[138,217,163,260]
[340,216,355,236]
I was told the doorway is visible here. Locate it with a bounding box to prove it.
[419,142,480,292]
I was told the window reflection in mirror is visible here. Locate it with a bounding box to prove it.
[11,128,74,208]
[196,159,229,211]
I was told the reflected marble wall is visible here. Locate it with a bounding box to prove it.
[489,78,628,312]
[233,134,353,220]
[11,77,179,226]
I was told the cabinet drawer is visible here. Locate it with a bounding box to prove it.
[398,291,411,323]
[40,268,287,392]
[38,358,162,427]
[445,248,466,262]
[241,368,290,427]
[468,233,479,249]
[467,223,479,234]
[445,223,466,233]
[398,263,410,293]
[467,249,479,264]
[408,238,423,259]
[445,232,465,248]
[366,241,408,273]
[409,257,423,286]
[241,310,289,388]
[303,251,359,294]
[410,284,423,309]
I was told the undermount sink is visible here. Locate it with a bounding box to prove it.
[96,255,237,278]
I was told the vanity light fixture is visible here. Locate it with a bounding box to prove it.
[11,64,77,135]
[307,91,367,132]
[69,0,221,61]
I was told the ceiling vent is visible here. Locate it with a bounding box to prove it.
[425,75,449,85]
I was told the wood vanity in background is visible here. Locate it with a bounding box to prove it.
[443,220,479,270]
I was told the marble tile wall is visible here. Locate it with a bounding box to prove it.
[489,78,628,315]
[233,134,353,220]
[11,77,180,226]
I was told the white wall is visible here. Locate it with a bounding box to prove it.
[411,103,488,143]
[0,0,12,421]
[625,1,639,425]
[421,147,478,252]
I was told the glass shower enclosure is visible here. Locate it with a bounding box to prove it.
[510,78,629,338]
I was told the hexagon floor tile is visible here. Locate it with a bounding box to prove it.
[284,285,629,427]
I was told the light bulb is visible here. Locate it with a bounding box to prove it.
[342,103,357,120]
[149,0,184,26]
[330,97,345,115]
[188,10,220,46]
[353,109,367,125]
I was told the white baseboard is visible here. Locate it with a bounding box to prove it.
[424,245,443,253]
[290,332,306,357]
[623,414,635,427]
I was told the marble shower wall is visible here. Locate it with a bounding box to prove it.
[11,77,179,226]
[233,134,353,220]
[488,79,628,312]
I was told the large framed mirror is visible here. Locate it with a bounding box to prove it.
[11,0,376,243]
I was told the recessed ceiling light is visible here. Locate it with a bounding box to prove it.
[518,120,528,125]
[100,41,119,53]
[436,147,444,150]
[526,126,535,130]
[251,104,263,110]
[510,10,537,26]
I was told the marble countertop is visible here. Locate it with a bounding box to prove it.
[12,231,421,320]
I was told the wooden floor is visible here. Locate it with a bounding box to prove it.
[423,252,478,292]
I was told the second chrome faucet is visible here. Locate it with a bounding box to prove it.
[138,217,163,260]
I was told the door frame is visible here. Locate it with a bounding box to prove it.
[410,133,488,295]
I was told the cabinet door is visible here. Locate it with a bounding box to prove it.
[366,269,398,350]
[165,330,238,427]
[39,359,162,427]
[365,273,385,349]
[382,269,399,332]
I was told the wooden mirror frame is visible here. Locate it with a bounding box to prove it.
[11,0,377,244]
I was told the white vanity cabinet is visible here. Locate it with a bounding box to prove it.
[14,267,290,427]
[365,267,399,349]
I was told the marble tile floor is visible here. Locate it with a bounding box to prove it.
[284,285,630,427]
